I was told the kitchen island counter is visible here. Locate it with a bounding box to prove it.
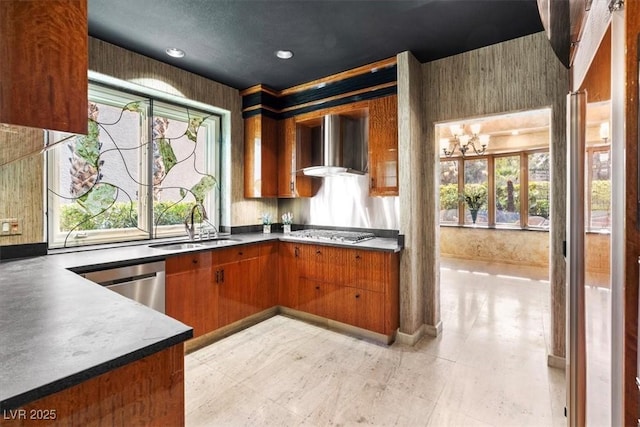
[0,255,192,413]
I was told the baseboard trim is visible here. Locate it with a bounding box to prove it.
[395,325,426,346]
[425,320,443,337]
[547,353,566,369]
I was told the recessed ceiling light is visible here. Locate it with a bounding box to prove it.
[165,47,185,58]
[275,50,293,59]
[511,130,520,136]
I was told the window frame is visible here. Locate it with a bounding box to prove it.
[46,80,223,249]
[439,147,550,230]
[586,144,611,233]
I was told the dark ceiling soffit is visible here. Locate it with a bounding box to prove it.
[244,86,398,120]
[242,65,398,112]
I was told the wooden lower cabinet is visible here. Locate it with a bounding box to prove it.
[165,251,217,337]
[166,240,398,341]
[278,242,399,337]
[166,242,277,338]
[4,344,185,427]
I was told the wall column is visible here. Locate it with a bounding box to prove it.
[397,51,434,343]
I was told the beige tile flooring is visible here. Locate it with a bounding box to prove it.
[185,258,568,426]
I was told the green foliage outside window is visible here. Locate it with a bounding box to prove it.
[591,180,611,211]
[60,201,197,231]
[440,181,554,220]
[440,183,460,210]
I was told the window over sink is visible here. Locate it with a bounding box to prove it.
[46,82,221,248]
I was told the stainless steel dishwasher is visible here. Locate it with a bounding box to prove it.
[82,261,166,313]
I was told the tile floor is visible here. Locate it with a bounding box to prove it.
[185,258,568,426]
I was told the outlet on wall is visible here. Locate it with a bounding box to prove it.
[0,218,21,236]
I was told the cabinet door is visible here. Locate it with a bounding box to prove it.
[244,114,278,198]
[257,242,279,310]
[165,252,217,338]
[335,287,385,334]
[298,278,340,319]
[216,258,259,327]
[278,243,300,308]
[277,118,317,197]
[0,1,87,134]
[344,249,387,292]
[368,95,398,196]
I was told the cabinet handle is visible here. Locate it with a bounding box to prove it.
[294,247,299,257]
[290,181,294,192]
[355,255,361,260]
[215,270,220,283]
[315,286,320,290]
[316,250,322,255]
[221,269,225,283]
[192,259,198,264]
[355,294,361,299]
[371,177,375,188]
[238,251,244,256]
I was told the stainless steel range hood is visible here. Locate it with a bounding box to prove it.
[302,114,368,177]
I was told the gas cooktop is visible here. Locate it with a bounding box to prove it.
[288,229,376,244]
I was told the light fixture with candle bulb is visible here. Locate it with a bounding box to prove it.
[599,122,609,143]
[440,123,490,157]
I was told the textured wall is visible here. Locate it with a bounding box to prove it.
[0,125,44,245]
[397,51,428,338]
[440,228,550,267]
[88,38,276,227]
[422,31,569,359]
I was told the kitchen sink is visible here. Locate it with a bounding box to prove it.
[201,238,242,246]
[149,242,206,250]
[149,238,242,251]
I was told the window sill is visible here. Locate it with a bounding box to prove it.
[439,224,549,232]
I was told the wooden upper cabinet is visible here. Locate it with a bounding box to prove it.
[0,1,88,134]
[277,117,317,198]
[368,95,398,196]
[244,114,278,198]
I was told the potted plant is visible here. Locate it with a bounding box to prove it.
[260,212,273,233]
[281,212,293,234]
[460,185,487,224]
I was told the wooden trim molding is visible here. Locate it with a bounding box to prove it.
[240,57,397,119]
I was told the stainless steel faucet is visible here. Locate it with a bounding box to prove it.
[184,203,208,241]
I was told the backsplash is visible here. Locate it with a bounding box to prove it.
[0,124,45,247]
[278,174,400,230]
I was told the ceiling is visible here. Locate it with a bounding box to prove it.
[88,0,544,91]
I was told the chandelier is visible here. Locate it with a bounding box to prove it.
[440,123,490,157]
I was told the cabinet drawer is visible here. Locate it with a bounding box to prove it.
[215,244,260,264]
[344,249,388,292]
[298,244,346,283]
[166,251,212,274]
[334,287,385,334]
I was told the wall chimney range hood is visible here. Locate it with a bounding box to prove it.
[302,114,368,177]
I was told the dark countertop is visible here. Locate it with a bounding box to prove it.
[0,231,401,410]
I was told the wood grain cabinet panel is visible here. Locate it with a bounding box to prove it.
[368,95,398,196]
[215,245,261,327]
[257,241,279,310]
[4,344,185,427]
[281,242,399,337]
[278,242,301,308]
[334,287,385,334]
[277,117,318,197]
[166,252,217,338]
[0,0,88,134]
[244,114,278,198]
